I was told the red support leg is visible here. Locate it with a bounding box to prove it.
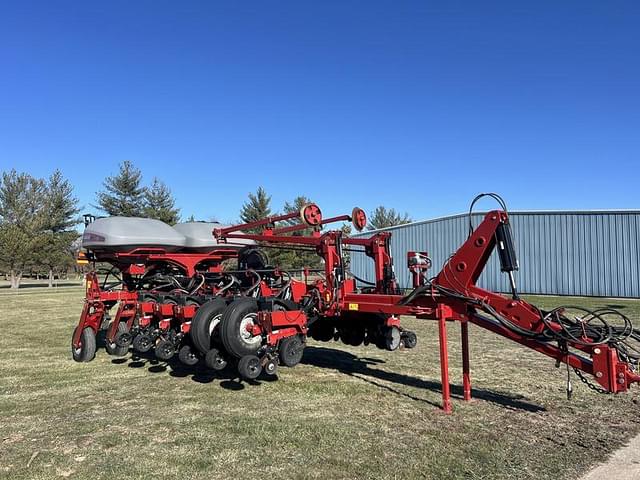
[438,315,453,414]
[461,321,472,401]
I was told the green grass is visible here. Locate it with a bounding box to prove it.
[1,289,639,479]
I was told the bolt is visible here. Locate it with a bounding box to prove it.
[594,348,601,355]
[619,372,625,378]
[595,371,603,378]
[618,379,625,384]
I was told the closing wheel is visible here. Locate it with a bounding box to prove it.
[402,331,418,349]
[279,335,305,367]
[204,348,228,371]
[264,359,278,376]
[190,299,227,354]
[132,333,153,353]
[71,327,96,362]
[106,322,129,356]
[238,355,262,380]
[178,345,199,366]
[220,298,262,358]
[155,339,176,361]
[385,326,401,351]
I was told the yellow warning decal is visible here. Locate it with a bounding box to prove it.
[348,303,359,311]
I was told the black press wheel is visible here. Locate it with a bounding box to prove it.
[220,298,262,358]
[279,335,305,367]
[132,333,153,353]
[190,298,228,354]
[71,326,97,362]
[155,339,176,361]
[178,345,199,366]
[204,348,228,371]
[237,355,262,380]
[105,322,129,357]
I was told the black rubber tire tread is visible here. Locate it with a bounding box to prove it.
[190,298,228,355]
[105,322,129,356]
[402,331,418,349]
[220,298,260,358]
[155,339,175,361]
[178,345,199,366]
[237,355,262,380]
[71,327,96,362]
[204,348,228,371]
[132,334,153,353]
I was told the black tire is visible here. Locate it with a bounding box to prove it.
[190,299,228,355]
[402,331,418,349]
[132,333,153,353]
[204,348,228,371]
[105,322,129,356]
[310,320,334,342]
[220,298,262,358]
[279,335,305,367]
[155,339,175,361]
[237,355,262,380]
[71,327,96,362]
[339,327,365,347]
[178,345,199,366]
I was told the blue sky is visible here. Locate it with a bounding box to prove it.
[1,1,638,222]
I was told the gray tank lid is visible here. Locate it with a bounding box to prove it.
[173,222,256,251]
[82,217,187,252]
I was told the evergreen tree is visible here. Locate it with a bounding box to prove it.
[95,160,145,216]
[36,170,80,286]
[0,170,46,288]
[273,196,321,269]
[367,206,412,231]
[143,178,181,224]
[240,187,272,228]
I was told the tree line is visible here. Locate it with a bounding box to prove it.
[0,160,411,288]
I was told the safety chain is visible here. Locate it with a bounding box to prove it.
[573,368,611,395]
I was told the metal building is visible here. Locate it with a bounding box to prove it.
[349,211,640,298]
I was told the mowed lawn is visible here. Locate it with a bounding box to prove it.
[1,288,639,480]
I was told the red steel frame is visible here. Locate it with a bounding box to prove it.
[215,205,640,413]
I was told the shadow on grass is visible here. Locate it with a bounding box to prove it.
[109,344,544,412]
[302,346,546,413]
[111,350,275,391]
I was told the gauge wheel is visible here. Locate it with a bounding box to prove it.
[204,348,228,371]
[237,355,262,380]
[178,344,199,366]
[106,322,129,356]
[279,335,305,367]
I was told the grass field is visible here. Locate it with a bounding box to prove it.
[1,288,639,479]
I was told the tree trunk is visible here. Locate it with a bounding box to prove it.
[48,268,54,288]
[10,269,22,289]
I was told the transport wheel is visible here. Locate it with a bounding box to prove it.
[279,335,305,367]
[402,331,418,349]
[220,298,262,358]
[385,326,401,351]
[132,334,153,353]
[155,339,175,361]
[190,299,228,355]
[204,348,228,371]
[237,355,262,380]
[178,345,199,366]
[71,327,96,362]
[106,322,129,357]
